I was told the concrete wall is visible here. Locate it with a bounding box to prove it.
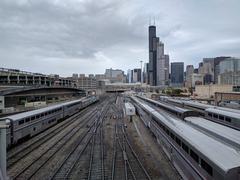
[194,84,233,99]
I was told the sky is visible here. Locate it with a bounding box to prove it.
[1,0,240,76]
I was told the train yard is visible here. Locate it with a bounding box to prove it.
[3,93,240,180]
[4,95,180,180]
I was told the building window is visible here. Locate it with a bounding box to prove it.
[201,159,213,176]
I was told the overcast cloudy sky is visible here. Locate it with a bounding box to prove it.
[1,0,240,76]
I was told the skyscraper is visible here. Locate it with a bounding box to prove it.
[171,62,184,87]
[148,25,169,86]
[148,25,157,86]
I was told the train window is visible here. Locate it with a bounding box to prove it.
[45,112,48,116]
[170,132,175,140]
[166,129,170,135]
[213,114,218,119]
[219,115,224,120]
[182,142,189,153]
[31,116,35,121]
[162,126,165,131]
[36,115,40,119]
[175,137,181,146]
[190,149,199,163]
[41,113,44,117]
[18,119,24,125]
[225,117,231,122]
[201,159,213,176]
[208,113,212,117]
[25,118,30,122]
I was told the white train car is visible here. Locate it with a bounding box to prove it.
[124,102,136,116]
[132,96,240,180]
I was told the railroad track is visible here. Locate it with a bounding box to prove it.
[10,112,98,179]
[49,102,109,180]
[7,104,99,168]
[8,96,152,180]
[8,100,109,180]
[112,101,151,180]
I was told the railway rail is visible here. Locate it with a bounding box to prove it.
[7,95,153,180]
[112,99,151,180]
[8,100,108,179]
[7,104,98,168]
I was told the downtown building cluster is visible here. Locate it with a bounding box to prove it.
[143,25,240,88]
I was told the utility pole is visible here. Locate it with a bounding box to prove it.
[140,60,143,86]
[0,119,9,180]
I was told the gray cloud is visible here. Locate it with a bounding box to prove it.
[0,0,240,75]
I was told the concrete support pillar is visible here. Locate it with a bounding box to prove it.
[0,121,8,180]
[17,75,20,84]
[7,75,10,84]
[25,75,28,85]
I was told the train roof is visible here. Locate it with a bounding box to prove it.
[138,96,193,113]
[124,102,135,109]
[0,97,87,121]
[185,117,240,149]
[136,99,240,172]
[205,108,240,119]
[183,101,214,109]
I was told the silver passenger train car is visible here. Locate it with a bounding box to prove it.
[161,97,240,131]
[132,96,240,180]
[1,96,99,147]
[137,95,198,119]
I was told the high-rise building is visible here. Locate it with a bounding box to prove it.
[148,25,169,86]
[105,68,125,83]
[218,58,240,85]
[171,62,184,87]
[143,63,148,84]
[148,25,157,86]
[164,55,170,85]
[127,69,132,83]
[132,69,141,83]
[213,56,231,84]
[186,65,194,87]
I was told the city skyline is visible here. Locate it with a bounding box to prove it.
[1,0,240,76]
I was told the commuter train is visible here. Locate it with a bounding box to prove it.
[137,95,198,119]
[132,96,240,180]
[162,97,240,131]
[1,96,99,147]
